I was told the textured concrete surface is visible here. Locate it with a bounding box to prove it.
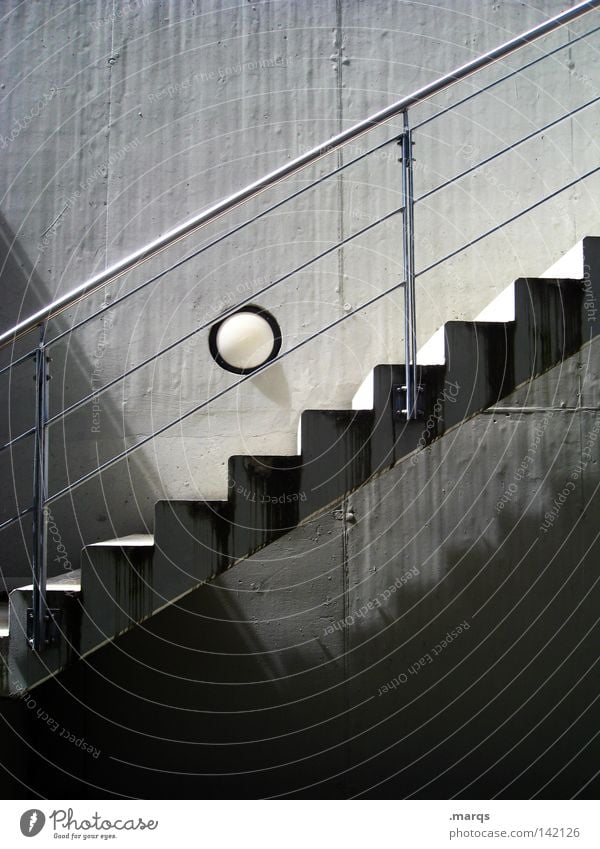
[1,3,599,585]
[1,333,597,798]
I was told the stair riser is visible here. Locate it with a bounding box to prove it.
[443,279,583,428]
[80,546,154,655]
[581,236,600,344]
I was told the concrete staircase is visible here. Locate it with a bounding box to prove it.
[1,235,597,695]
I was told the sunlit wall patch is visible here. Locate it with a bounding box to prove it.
[209,305,282,375]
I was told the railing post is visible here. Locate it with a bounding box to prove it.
[31,324,49,651]
[401,111,418,419]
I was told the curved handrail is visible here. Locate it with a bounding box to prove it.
[0,0,598,349]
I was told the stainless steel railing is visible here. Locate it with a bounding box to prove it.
[0,0,598,651]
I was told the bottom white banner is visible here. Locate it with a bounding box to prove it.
[0,799,598,848]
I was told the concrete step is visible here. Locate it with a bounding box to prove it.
[5,538,158,693]
[7,569,83,693]
[80,535,154,655]
[414,277,584,426]
[15,570,82,592]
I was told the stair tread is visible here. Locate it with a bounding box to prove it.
[89,533,154,548]
[16,569,82,592]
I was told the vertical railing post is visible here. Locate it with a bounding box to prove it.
[31,324,49,651]
[401,110,417,419]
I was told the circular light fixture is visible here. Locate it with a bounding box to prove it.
[209,305,282,374]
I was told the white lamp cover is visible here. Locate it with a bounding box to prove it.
[215,311,276,370]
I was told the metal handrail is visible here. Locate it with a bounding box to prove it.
[9,14,598,356]
[43,135,397,349]
[0,0,597,350]
[0,0,597,652]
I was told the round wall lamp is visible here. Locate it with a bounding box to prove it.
[209,305,282,375]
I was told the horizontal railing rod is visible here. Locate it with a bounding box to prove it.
[411,21,600,132]
[1,0,597,350]
[0,348,36,378]
[0,505,33,533]
[47,206,404,427]
[0,427,35,455]
[416,163,600,279]
[33,162,600,509]
[44,136,398,350]
[415,92,600,205]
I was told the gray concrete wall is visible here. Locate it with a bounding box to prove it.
[1,0,600,582]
